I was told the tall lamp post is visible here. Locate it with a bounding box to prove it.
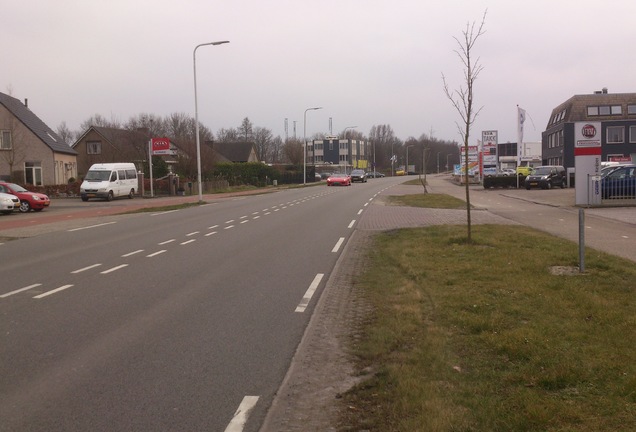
[446,153,452,171]
[303,106,322,185]
[406,145,414,175]
[437,151,441,174]
[342,126,356,174]
[193,40,229,202]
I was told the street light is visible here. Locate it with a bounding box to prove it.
[446,153,453,171]
[341,126,356,174]
[437,151,441,174]
[193,40,229,202]
[303,107,322,185]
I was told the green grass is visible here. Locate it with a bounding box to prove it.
[339,197,636,431]
[387,193,467,209]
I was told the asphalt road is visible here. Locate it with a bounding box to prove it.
[0,179,407,432]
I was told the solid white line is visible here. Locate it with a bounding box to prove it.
[71,263,102,274]
[205,231,218,237]
[348,220,356,228]
[68,222,116,232]
[101,264,128,274]
[224,396,260,432]
[1,283,42,298]
[122,250,144,257]
[147,250,167,257]
[180,239,196,245]
[159,239,175,245]
[295,273,324,313]
[33,284,74,299]
[332,237,345,253]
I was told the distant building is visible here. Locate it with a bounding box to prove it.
[542,89,636,168]
[309,137,369,170]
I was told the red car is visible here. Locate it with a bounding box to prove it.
[326,173,351,186]
[0,182,50,213]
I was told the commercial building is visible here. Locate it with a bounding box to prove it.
[309,136,369,171]
[542,89,636,168]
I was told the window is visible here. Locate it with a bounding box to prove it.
[611,105,622,115]
[606,126,624,144]
[587,106,599,116]
[87,141,102,154]
[599,106,611,115]
[24,162,43,186]
[0,130,11,150]
[630,125,636,143]
[628,105,636,114]
[588,105,623,116]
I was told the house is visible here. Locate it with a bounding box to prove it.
[72,126,152,176]
[208,141,259,163]
[0,92,78,185]
[542,89,636,168]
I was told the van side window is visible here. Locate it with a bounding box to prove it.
[126,169,137,179]
[118,170,126,180]
[110,172,117,182]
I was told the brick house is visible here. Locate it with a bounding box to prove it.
[0,92,78,185]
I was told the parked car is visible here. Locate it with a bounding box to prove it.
[319,172,332,180]
[524,166,566,189]
[601,165,636,198]
[366,171,385,178]
[0,182,51,212]
[0,192,19,215]
[516,166,534,176]
[500,168,516,176]
[326,173,351,186]
[395,169,406,176]
[350,169,367,183]
[314,173,322,181]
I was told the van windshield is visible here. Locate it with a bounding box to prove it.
[84,170,111,181]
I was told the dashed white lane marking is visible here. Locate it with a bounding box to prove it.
[357,209,363,215]
[295,273,324,313]
[332,237,345,253]
[186,231,200,236]
[71,263,102,274]
[68,222,117,232]
[151,210,179,216]
[225,225,235,230]
[122,250,144,257]
[180,239,196,245]
[101,264,129,274]
[205,231,218,237]
[33,284,74,299]
[159,239,175,245]
[209,225,219,229]
[1,283,42,298]
[224,395,260,432]
[147,250,167,257]
[348,220,356,228]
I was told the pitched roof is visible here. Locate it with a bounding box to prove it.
[0,92,77,155]
[211,142,257,162]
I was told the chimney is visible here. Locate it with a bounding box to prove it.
[602,87,608,94]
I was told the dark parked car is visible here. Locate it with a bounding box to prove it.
[0,182,51,212]
[366,171,385,178]
[350,169,367,183]
[525,166,566,189]
[601,165,636,199]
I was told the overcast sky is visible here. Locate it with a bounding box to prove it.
[3,0,635,145]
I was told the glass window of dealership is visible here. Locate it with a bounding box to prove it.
[541,90,636,167]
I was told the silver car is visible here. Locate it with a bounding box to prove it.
[0,192,19,214]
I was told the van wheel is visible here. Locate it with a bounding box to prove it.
[106,191,114,201]
[128,189,134,199]
[81,196,89,202]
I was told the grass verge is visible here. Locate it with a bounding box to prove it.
[339,212,636,430]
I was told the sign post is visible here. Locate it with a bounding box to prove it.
[574,122,602,206]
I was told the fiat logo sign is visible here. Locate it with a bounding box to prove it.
[581,124,597,138]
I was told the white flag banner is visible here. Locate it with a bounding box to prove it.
[517,106,526,163]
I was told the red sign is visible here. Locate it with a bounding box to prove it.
[581,124,597,138]
[151,137,173,155]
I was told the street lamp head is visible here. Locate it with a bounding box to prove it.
[211,40,230,45]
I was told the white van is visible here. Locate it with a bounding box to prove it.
[80,163,138,202]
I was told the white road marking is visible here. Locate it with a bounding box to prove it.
[224,396,259,432]
[209,224,219,229]
[1,283,42,298]
[332,237,345,253]
[122,250,144,257]
[68,222,116,232]
[348,220,356,228]
[33,285,74,299]
[186,231,200,236]
[147,250,167,257]
[151,210,179,216]
[240,220,249,224]
[357,209,363,215]
[225,219,235,224]
[225,225,235,230]
[71,263,102,274]
[180,239,196,245]
[101,264,129,274]
[295,273,324,313]
[159,239,175,245]
[205,231,218,237]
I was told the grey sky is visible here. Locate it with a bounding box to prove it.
[3,0,635,144]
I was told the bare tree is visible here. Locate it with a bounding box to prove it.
[1,116,26,181]
[282,138,303,165]
[253,126,273,162]
[216,127,239,143]
[238,117,254,142]
[56,122,75,146]
[442,10,487,243]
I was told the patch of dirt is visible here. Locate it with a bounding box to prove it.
[549,265,584,276]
